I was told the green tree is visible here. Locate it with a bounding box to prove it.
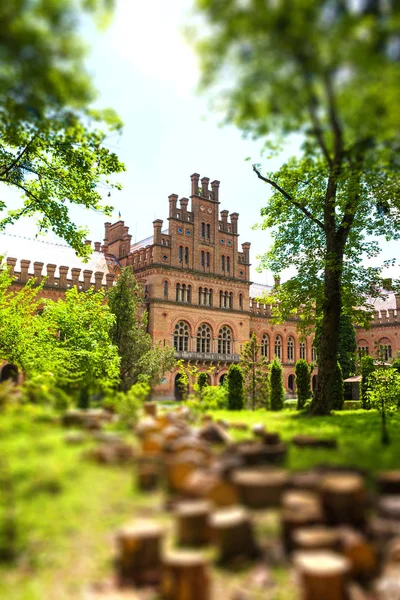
[392,358,400,374]
[331,362,344,410]
[108,267,175,391]
[241,333,269,410]
[295,359,311,410]
[361,355,375,410]
[368,369,400,445]
[0,0,124,256]
[269,357,284,411]
[314,314,356,380]
[194,1,400,415]
[227,364,245,410]
[197,372,209,395]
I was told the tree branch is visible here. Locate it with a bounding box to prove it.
[252,165,325,231]
[0,135,38,179]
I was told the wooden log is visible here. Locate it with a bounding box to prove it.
[182,470,239,507]
[198,422,232,444]
[165,436,211,462]
[161,550,210,600]
[237,442,287,466]
[282,490,322,513]
[116,520,164,586]
[175,500,211,547]
[377,471,400,495]
[293,526,340,553]
[337,527,377,579]
[135,417,159,438]
[165,451,207,493]
[281,505,324,553]
[141,433,164,456]
[292,435,337,449]
[136,463,159,492]
[383,536,400,567]
[320,474,366,527]
[262,432,281,445]
[209,506,258,563]
[293,551,351,600]
[288,470,321,492]
[378,495,400,520]
[143,402,157,418]
[232,468,289,508]
[368,516,400,557]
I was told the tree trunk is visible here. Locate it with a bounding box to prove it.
[312,242,344,415]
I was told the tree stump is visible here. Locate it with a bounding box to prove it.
[175,500,211,547]
[237,442,287,466]
[337,527,377,579]
[288,470,321,492]
[136,462,159,491]
[282,490,322,513]
[141,433,164,456]
[182,470,239,507]
[320,474,366,527]
[292,435,337,449]
[281,505,324,553]
[165,452,207,493]
[252,423,266,437]
[166,436,211,462]
[377,471,400,495]
[262,432,281,445]
[143,402,157,418]
[116,520,164,586]
[232,468,288,508]
[294,551,350,600]
[135,417,159,438]
[198,422,232,444]
[161,550,210,600]
[293,526,340,553]
[378,495,400,520]
[209,506,258,563]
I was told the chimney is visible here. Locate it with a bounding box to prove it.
[94,271,104,290]
[153,219,163,245]
[59,266,69,288]
[201,177,210,198]
[220,210,229,230]
[106,273,115,288]
[104,222,111,241]
[230,212,239,234]
[211,180,220,203]
[94,242,101,252]
[20,259,30,283]
[71,268,81,288]
[274,275,281,288]
[241,242,251,264]
[191,173,200,196]
[33,262,44,282]
[83,269,93,290]
[180,198,189,219]
[46,264,56,285]
[168,193,178,219]
[6,257,17,276]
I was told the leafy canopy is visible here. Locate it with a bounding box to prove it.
[0,0,125,256]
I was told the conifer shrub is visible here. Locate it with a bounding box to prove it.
[270,357,284,411]
[295,359,311,410]
[227,364,245,410]
[361,355,375,409]
[197,372,209,394]
[331,362,344,410]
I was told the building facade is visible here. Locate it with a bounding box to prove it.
[1,172,399,394]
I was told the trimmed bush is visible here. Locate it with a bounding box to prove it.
[331,362,344,410]
[270,357,284,411]
[197,372,209,394]
[361,355,375,409]
[295,359,311,410]
[227,364,245,410]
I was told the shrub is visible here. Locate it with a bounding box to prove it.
[106,382,150,427]
[186,385,228,413]
[295,359,311,410]
[227,364,245,410]
[331,362,344,410]
[270,357,284,411]
[197,372,209,394]
[283,399,297,410]
[361,355,375,409]
[20,374,71,411]
[368,369,400,445]
[391,358,400,374]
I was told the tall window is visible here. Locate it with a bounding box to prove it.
[225,291,229,308]
[201,251,205,267]
[274,335,282,359]
[312,346,317,362]
[218,326,232,354]
[187,285,191,303]
[299,341,306,360]
[229,292,233,309]
[184,247,189,264]
[197,323,212,353]
[176,283,180,301]
[163,280,168,299]
[261,334,269,359]
[358,341,369,358]
[239,294,243,310]
[206,252,210,267]
[227,256,230,272]
[198,287,203,304]
[209,289,213,306]
[174,321,189,352]
[201,222,205,238]
[287,337,295,362]
[177,283,190,303]
[178,245,183,262]
[221,255,225,271]
[206,223,210,239]
[379,338,392,361]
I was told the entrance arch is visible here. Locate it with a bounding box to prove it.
[174,373,188,401]
[288,374,295,392]
[219,373,227,386]
[0,364,18,383]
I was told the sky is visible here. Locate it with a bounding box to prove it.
[1,0,399,284]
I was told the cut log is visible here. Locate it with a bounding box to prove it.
[262,432,281,445]
[163,424,187,442]
[165,451,207,494]
[292,435,337,449]
[377,471,400,495]
[232,468,289,508]
[136,463,159,492]
[135,417,159,438]
[282,490,322,513]
[320,474,366,527]
[378,496,400,520]
[182,470,239,507]
[288,470,321,492]
[293,526,340,553]
[143,402,157,418]
[161,550,210,600]
[141,433,164,456]
[209,506,258,563]
[293,551,351,600]
[368,516,400,556]
[229,421,249,431]
[165,436,211,462]
[337,527,377,579]
[198,423,232,445]
[175,500,211,547]
[237,442,287,466]
[281,505,324,553]
[383,536,400,567]
[116,520,164,586]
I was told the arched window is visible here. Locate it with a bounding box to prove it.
[178,245,183,262]
[218,326,232,354]
[184,247,189,264]
[261,334,269,359]
[227,256,230,272]
[209,289,213,306]
[206,223,210,239]
[287,336,295,362]
[181,284,186,302]
[274,335,282,359]
[197,323,212,353]
[239,294,243,310]
[357,340,369,358]
[174,321,190,352]
[201,222,205,238]
[176,283,181,301]
[206,252,210,267]
[379,338,392,361]
[299,341,306,360]
[163,280,168,299]
[219,290,224,308]
[221,255,225,271]
[198,287,203,305]
[225,291,229,308]
[288,374,295,391]
[229,292,233,309]
[187,285,192,304]
[203,287,208,305]
[201,251,205,267]
[312,346,317,362]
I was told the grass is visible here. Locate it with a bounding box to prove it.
[210,408,400,476]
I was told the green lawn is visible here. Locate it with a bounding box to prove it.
[210,408,400,476]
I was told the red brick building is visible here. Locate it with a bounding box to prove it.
[1,172,399,394]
